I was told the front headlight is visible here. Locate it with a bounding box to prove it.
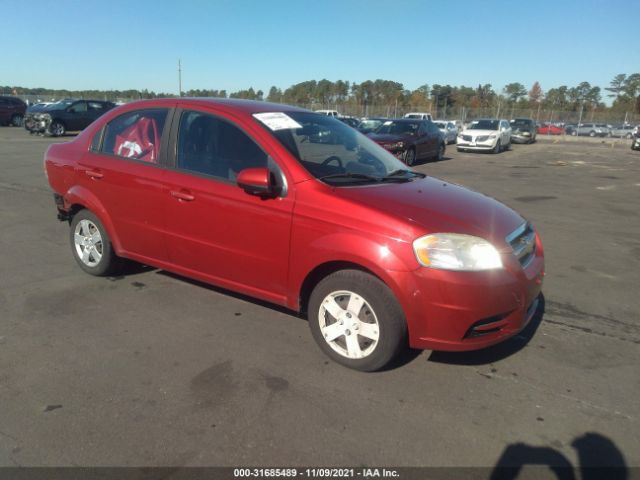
[489,134,497,139]
[388,141,404,149]
[413,233,503,271]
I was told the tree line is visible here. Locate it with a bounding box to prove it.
[3,73,639,115]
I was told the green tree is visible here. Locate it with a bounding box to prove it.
[503,82,527,103]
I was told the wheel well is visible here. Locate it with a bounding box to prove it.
[298,261,380,314]
[67,204,86,222]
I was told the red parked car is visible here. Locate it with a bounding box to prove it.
[44,99,545,371]
[537,123,564,135]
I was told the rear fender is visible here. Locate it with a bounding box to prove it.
[63,185,122,253]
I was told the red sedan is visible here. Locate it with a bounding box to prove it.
[538,124,565,135]
[44,98,544,371]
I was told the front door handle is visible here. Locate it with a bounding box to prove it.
[170,190,195,202]
[85,169,103,179]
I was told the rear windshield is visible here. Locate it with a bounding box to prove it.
[375,121,420,135]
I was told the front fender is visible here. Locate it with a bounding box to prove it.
[288,230,418,311]
[64,185,122,253]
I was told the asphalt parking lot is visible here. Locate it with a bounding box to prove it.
[1,127,639,470]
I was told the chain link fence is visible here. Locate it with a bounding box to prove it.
[294,103,639,126]
[6,92,638,126]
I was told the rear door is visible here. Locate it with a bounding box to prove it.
[0,98,9,123]
[161,107,294,302]
[77,107,172,261]
[66,101,89,131]
[86,102,110,127]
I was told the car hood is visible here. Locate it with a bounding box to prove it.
[335,176,524,247]
[367,133,414,143]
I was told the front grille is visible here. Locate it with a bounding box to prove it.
[506,222,536,267]
[476,135,490,142]
[462,135,472,142]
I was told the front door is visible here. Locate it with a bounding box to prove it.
[162,109,294,303]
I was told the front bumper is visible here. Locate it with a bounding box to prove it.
[24,115,48,133]
[511,133,533,143]
[456,138,498,151]
[388,236,545,351]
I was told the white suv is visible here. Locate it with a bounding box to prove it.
[404,112,433,121]
[315,110,340,117]
[457,119,512,153]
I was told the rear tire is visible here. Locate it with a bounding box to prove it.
[70,210,123,276]
[433,143,445,161]
[404,148,416,166]
[11,114,23,127]
[308,270,407,371]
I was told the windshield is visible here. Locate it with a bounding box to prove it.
[470,120,499,130]
[510,120,531,128]
[45,101,75,111]
[375,121,420,135]
[255,111,409,185]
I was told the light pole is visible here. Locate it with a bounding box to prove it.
[178,59,182,97]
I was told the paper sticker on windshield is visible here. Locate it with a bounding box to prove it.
[253,112,302,131]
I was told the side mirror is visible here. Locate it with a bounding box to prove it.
[237,167,273,196]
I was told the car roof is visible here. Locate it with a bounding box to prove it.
[386,118,424,123]
[123,98,309,115]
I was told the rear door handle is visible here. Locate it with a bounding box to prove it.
[170,190,195,202]
[85,169,103,179]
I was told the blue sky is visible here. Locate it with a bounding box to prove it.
[3,0,638,99]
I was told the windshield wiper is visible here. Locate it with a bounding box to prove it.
[318,172,381,183]
[383,169,426,179]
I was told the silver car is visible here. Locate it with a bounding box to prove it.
[433,120,458,144]
[572,123,610,137]
[609,124,636,138]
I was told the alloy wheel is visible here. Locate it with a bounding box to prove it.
[74,219,103,267]
[318,290,380,360]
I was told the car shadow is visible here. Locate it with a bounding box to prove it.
[490,432,628,480]
[427,294,546,366]
[414,155,453,166]
[155,270,300,318]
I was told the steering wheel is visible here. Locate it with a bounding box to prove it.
[321,156,343,168]
[360,155,387,175]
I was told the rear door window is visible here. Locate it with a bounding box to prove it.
[101,109,169,163]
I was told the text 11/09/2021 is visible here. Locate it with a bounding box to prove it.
[233,468,399,478]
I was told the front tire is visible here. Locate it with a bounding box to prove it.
[48,121,65,137]
[308,270,407,371]
[70,210,122,276]
[493,140,501,154]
